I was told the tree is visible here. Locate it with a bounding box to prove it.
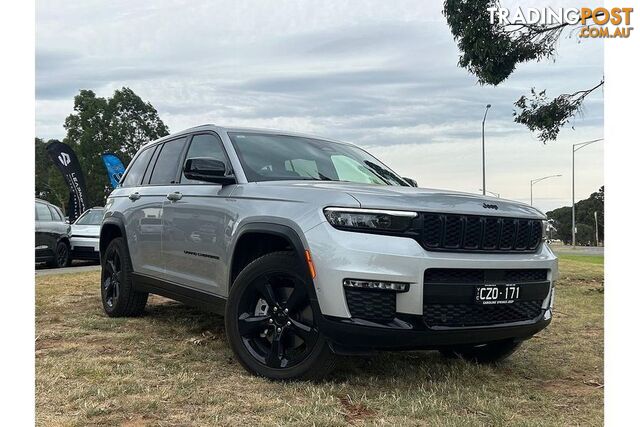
[35,138,68,209]
[546,186,604,245]
[36,87,169,208]
[62,87,169,206]
[443,0,604,143]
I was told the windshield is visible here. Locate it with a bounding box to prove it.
[75,209,104,225]
[228,132,408,186]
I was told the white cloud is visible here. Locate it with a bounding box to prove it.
[36,0,603,211]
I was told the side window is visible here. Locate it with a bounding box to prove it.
[121,146,154,187]
[49,206,63,222]
[36,203,53,221]
[149,138,187,185]
[181,134,228,183]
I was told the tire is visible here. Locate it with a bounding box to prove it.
[101,237,148,317]
[439,340,522,364]
[48,241,71,268]
[225,251,337,380]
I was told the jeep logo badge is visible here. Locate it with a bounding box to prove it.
[483,203,498,210]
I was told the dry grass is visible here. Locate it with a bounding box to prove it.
[36,255,603,426]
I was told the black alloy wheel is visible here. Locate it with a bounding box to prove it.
[238,272,319,369]
[226,251,336,380]
[102,248,122,309]
[100,237,148,317]
[55,241,70,268]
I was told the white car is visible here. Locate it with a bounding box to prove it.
[70,207,104,261]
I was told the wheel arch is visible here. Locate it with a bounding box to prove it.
[228,222,310,289]
[100,216,128,263]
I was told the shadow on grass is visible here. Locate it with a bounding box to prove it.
[139,299,487,384]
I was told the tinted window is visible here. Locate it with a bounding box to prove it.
[75,209,104,225]
[36,203,53,221]
[181,134,228,183]
[149,138,187,185]
[229,133,407,186]
[49,206,64,222]
[122,146,154,187]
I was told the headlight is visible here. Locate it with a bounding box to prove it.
[324,207,417,232]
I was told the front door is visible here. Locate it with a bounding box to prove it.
[162,132,235,295]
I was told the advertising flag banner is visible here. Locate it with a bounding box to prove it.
[46,141,88,222]
[101,153,127,189]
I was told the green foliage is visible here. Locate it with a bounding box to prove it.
[35,138,68,210]
[514,82,604,143]
[36,87,169,208]
[546,186,604,245]
[443,0,558,86]
[443,0,603,142]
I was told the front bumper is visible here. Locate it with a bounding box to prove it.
[69,236,100,260]
[319,311,552,352]
[304,221,558,349]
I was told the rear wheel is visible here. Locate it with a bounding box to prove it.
[439,340,521,364]
[101,237,148,317]
[225,251,336,380]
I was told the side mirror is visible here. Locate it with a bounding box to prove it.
[184,157,235,185]
[403,177,418,187]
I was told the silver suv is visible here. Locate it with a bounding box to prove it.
[100,125,558,380]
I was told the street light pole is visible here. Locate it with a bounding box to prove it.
[530,174,562,206]
[481,104,491,196]
[572,138,603,247]
[479,189,499,198]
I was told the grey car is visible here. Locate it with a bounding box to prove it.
[100,125,558,380]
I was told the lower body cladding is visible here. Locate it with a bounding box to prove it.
[304,222,558,352]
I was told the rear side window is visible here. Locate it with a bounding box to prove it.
[49,206,64,222]
[149,138,187,185]
[36,203,52,221]
[121,146,155,187]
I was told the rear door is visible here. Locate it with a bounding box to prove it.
[162,132,235,294]
[119,138,187,277]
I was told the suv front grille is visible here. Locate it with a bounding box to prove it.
[422,214,542,253]
[423,300,543,327]
[424,268,548,284]
[345,288,396,323]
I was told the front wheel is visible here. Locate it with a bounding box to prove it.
[439,340,522,364]
[225,251,336,380]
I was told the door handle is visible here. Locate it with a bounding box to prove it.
[166,192,183,202]
[128,192,141,201]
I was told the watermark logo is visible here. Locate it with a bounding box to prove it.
[487,6,634,39]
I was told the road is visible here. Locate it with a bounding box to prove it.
[35,261,101,277]
[548,244,604,256]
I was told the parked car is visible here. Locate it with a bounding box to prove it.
[70,207,104,262]
[99,125,558,380]
[35,198,71,268]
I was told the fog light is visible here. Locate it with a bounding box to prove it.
[343,279,409,292]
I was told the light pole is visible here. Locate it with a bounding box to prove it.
[530,174,562,206]
[572,138,603,247]
[481,104,491,195]
[479,189,500,198]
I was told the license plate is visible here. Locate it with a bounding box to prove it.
[475,284,520,305]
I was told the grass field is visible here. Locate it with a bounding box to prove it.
[35,254,603,426]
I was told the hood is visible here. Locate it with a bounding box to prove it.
[71,224,100,237]
[254,181,545,219]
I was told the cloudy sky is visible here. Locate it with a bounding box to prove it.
[36,0,603,212]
